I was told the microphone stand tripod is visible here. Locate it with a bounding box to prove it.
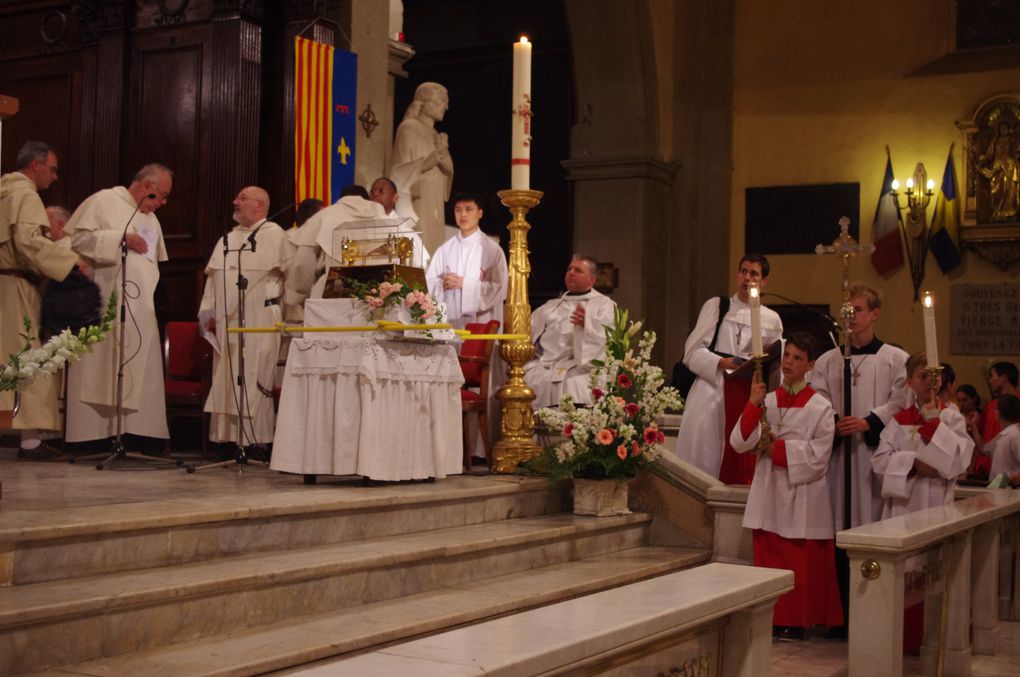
[78,196,181,470]
[187,221,269,473]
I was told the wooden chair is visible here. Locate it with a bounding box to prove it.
[163,321,214,459]
[460,319,501,472]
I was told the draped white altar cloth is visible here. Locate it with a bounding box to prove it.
[270,300,464,480]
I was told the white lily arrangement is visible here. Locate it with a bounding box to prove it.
[1,293,117,393]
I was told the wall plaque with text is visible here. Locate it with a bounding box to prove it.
[950,283,1020,355]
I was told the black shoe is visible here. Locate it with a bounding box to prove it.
[773,626,805,641]
[17,441,69,462]
[823,625,847,640]
[470,457,489,467]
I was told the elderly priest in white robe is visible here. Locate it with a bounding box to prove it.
[0,141,84,456]
[64,164,172,443]
[525,255,615,408]
[200,186,289,445]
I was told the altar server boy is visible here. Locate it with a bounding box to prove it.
[987,394,1020,487]
[730,332,843,639]
[871,353,974,519]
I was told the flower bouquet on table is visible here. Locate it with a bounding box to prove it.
[343,275,453,342]
[536,307,682,515]
[1,293,117,394]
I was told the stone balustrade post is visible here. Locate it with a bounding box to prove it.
[847,553,905,677]
[721,599,775,677]
[972,521,1000,654]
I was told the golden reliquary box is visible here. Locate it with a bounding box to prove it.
[321,231,426,298]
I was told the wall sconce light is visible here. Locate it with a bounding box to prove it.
[890,162,936,300]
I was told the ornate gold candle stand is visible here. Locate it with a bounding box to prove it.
[924,365,944,409]
[493,188,543,473]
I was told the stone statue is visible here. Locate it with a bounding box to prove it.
[391,82,454,254]
[974,121,1020,222]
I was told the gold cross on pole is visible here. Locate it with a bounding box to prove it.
[815,216,875,347]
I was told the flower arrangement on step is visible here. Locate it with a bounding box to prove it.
[343,275,448,340]
[1,293,117,393]
[536,306,683,482]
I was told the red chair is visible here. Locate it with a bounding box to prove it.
[460,320,501,472]
[164,321,214,458]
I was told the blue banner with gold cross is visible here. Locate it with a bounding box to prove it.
[330,49,358,202]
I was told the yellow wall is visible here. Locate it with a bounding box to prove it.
[731,0,1020,396]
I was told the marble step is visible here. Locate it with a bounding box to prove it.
[1,476,568,586]
[29,546,711,677]
[0,512,651,674]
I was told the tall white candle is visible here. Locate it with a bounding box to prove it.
[922,291,938,367]
[511,36,532,190]
[749,283,762,355]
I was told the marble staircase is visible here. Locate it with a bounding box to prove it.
[0,476,711,676]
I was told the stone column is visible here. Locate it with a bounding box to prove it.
[972,521,1000,654]
[847,552,905,677]
[721,599,775,677]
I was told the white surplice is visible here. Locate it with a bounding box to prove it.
[200,221,289,444]
[987,423,1020,479]
[525,289,616,408]
[676,294,783,477]
[730,386,837,539]
[871,404,974,519]
[425,229,507,330]
[64,187,169,441]
[809,339,909,529]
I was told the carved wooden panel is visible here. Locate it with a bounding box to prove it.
[0,53,84,209]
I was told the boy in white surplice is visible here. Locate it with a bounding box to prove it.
[730,332,843,640]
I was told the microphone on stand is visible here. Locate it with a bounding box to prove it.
[120,193,157,249]
[761,292,842,349]
[245,203,295,252]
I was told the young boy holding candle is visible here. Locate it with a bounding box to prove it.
[729,332,842,640]
[870,353,974,519]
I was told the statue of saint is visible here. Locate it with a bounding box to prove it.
[391,82,454,253]
[974,121,1020,222]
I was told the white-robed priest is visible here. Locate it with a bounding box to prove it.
[525,254,616,408]
[200,186,289,445]
[64,164,172,443]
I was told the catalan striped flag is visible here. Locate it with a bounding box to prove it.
[294,37,358,205]
[929,145,962,273]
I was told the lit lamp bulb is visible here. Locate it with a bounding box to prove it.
[921,290,938,367]
[748,282,762,355]
[926,178,935,192]
[906,177,914,190]
[891,179,900,192]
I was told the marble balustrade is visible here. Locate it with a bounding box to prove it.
[307,562,793,677]
[837,490,1020,677]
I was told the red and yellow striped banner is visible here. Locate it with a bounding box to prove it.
[294,37,334,205]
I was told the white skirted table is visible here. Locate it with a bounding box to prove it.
[270,300,464,481]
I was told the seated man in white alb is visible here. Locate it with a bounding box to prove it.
[525,255,616,408]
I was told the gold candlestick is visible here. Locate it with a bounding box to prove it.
[750,353,772,451]
[924,365,944,409]
[493,188,543,473]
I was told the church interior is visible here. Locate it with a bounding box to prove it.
[1,0,1020,675]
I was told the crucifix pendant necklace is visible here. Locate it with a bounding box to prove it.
[851,353,872,386]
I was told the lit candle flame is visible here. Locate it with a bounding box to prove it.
[922,290,934,309]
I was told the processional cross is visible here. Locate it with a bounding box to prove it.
[815,216,875,531]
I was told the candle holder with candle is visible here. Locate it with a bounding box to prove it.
[751,352,774,452]
[493,188,543,473]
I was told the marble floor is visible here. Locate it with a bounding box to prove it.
[771,622,1020,677]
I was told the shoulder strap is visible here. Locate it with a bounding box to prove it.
[708,295,729,352]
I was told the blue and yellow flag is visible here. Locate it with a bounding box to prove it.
[929,146,962,274]
[294,37,357,205]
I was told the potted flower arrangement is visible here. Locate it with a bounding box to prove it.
[536,307,682,516]
[343,275,447,340]
[2,294,117,425]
